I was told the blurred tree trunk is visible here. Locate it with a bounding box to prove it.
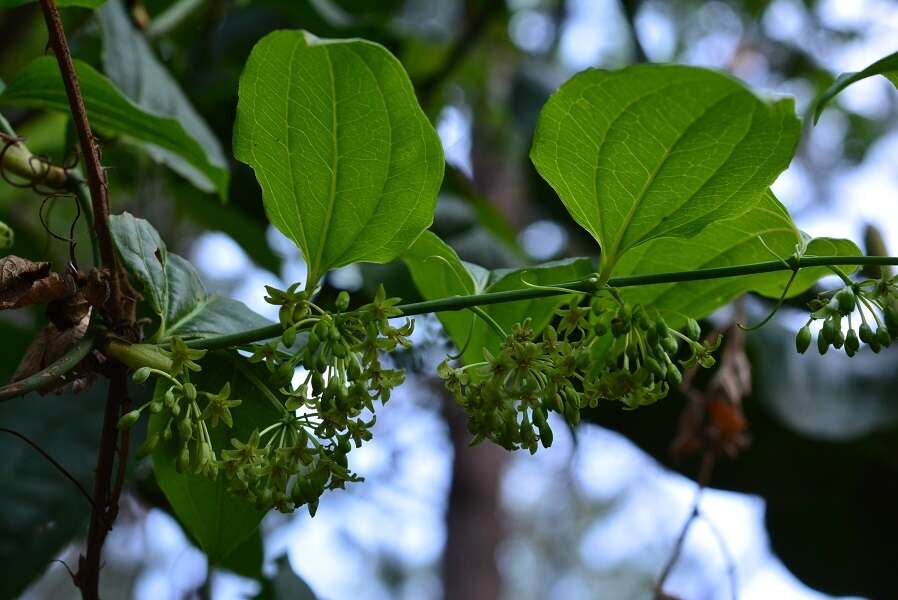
[442,395,506,600]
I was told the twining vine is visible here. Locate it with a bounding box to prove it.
[2,1,898,598]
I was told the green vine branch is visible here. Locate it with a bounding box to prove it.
[2,254,897,404]
[180,254,898,352]
[0,334,95,401]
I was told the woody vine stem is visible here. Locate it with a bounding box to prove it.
[36,1,133,599]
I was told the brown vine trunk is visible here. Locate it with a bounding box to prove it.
[442,395,505,600]
[75,366,129,600]
[37,2,134,598]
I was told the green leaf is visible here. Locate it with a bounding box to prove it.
[109,212,271,341]
[217,530,264,580]
[530,64,800,276]
[150,353,282,563]
[812,51,898,123]
[97,0,228,197]
[0,57,228,197]
[403,231,593,363]
[402,230,481,355]
[234,30,444,286]
[0,380,150,599]
[0,0,105,6]
[613,192,862,325]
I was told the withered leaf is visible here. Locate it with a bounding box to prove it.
[0,256,75,310]
[11,311,92,395]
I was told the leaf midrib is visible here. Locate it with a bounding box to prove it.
[309,48,340,285]
[603,89,740,270]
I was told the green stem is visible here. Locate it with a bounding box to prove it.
[0,334,94,401]
[183,255,898,352]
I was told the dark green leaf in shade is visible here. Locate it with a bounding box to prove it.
[97,0,228,197]
[0,57,228,197]
[108,212,271,342]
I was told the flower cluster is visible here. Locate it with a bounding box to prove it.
[438,292,719,454]
[120,284,412,516]
[796,273,898,357]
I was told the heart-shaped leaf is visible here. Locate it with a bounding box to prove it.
[530,65,800,277]
[234,30,444,286]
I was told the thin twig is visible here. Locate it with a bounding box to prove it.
[620,0,648,63]
[654,450,716,599]
[0,427,101,517]
[698,510,739,600]
[0,334,95,402]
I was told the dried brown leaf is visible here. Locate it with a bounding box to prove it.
[0,256,75,310]
[11,310,91,394]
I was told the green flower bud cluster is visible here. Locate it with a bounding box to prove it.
[796,274,898,357]
[120,338,227,483]
[438,292,719,453]
[122,285,413,516]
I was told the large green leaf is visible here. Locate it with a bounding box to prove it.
[109,212,271,341]
[614,192,861,325]
[812,51,898,123]
[150,353,281,562]
[530,65,800,275]
[404,231,593,364]
[0,57,228,197]
[234,30,444,286]
[97,0,228,197]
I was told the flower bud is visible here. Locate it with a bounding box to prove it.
[132,367,152,383]
[884,305,898,337]
[686,318,701,341]
[845,329,860,357]
[335,291,350,312]
[177,445,191,473]
[860,323,875,344]
[875,327,891,348]
[183,383,197,401]
[817,331,829,355]
[795,326,812,354]
[836,288,856,315]
[821,318,835,344]
[117,410,141,430]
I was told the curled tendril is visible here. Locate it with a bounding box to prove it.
[1,133,81,267]
[738,268,799,331]
[39,192,81,269]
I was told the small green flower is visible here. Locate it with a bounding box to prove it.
[165,337,207,375]
[202,382,242,428]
